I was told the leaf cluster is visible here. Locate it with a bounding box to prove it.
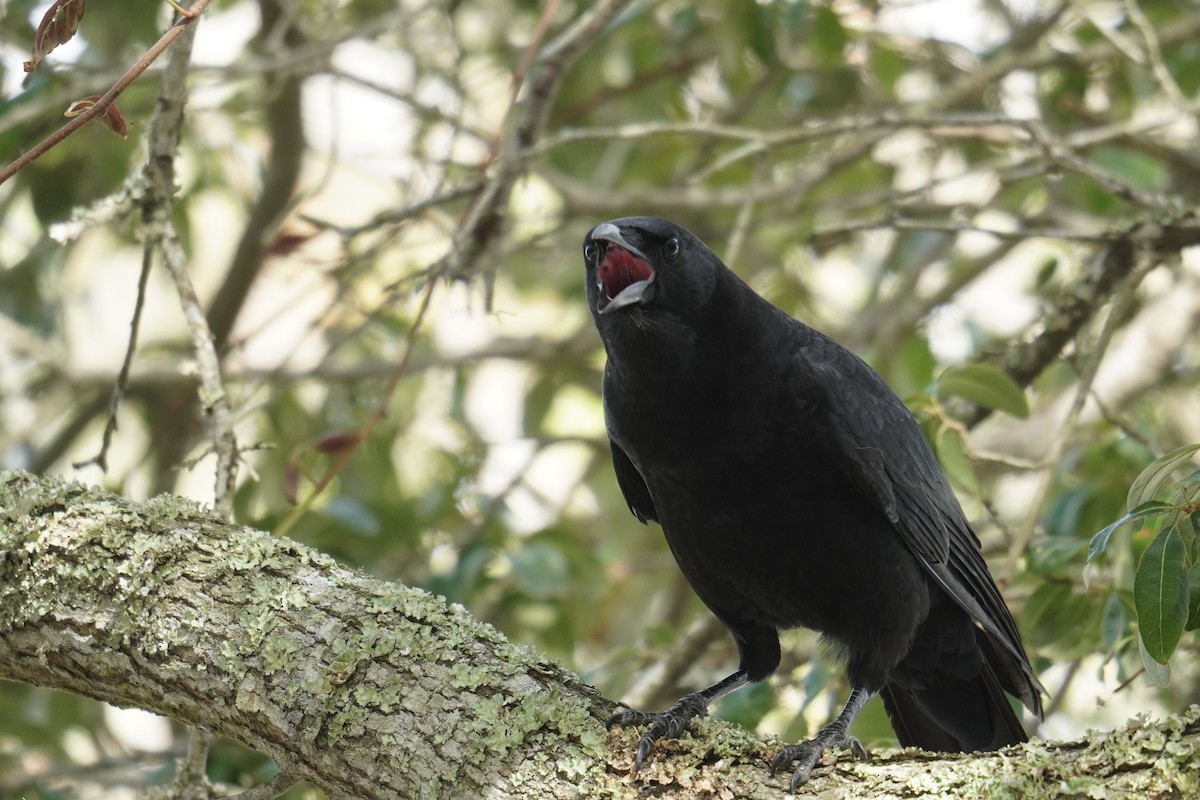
[1087,445,1200,680]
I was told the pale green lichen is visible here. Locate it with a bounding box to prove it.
[259,630,308,674]
[450,659,494,691]
[2,472,646,797]
[2,472,131,633]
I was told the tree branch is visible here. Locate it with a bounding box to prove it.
[0,1,213,186]
[0,470,613,799]
[205,0,308,355]
[3,470,1200,799]
[138,11,239,519]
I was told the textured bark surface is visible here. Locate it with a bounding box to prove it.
[2,469,1198,799]
[0,470,614,799]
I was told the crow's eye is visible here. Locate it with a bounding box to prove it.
[666,237,680,259]
[584,242,599,263]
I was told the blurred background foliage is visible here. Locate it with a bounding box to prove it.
[3,0,1200,796]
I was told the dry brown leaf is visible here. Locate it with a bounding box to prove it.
[63,95,129,138]
[23,0,87,73]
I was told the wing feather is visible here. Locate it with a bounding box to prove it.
[801,335,1044,715]
[610,438,658,524]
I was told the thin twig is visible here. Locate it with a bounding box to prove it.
[1124,0,1186,105]
[139,8,239,521]
[72,247,153,472]
[175,726,210,797]
[259,0,628,518]
[0,0,214,185]
[723,159,763,267]
[815,215,1114,245]
[155,223,239,519]
[224,770,301,800]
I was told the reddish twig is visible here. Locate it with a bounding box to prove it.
[0,0,211,186]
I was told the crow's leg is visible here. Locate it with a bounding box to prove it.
[770,687,873,790]
[607,669,750,770]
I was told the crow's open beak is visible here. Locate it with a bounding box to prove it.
[591,222,655,315]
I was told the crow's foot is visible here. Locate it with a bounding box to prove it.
[607,692,712,770]
[769,726,869,791]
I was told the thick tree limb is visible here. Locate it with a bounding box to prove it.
[0,470,613,799]
[2,470,1199,799]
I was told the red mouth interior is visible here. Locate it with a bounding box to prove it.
[598,247,653,300]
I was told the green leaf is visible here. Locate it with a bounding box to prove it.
[1138,634,1171,688]
[1127,444,1200,510]
[1100,592,1126,650]
[1031,537,1087,577]
[323,497,381,537]
[934,363,1029,419]
[1023,582,1102,659]
[784,0,808,31]
[1134,527,1189,664]
[1086,499,1174,567]
[510,542,571,599]
[1187,561,1200,632]
[1093,146,1170,192]
[935,425,979,496]
[1177,509,1198,564]
[1034,256,1060,289]
[810,6,848,64]
[1086,515,1130,568]
[868,44,906,97]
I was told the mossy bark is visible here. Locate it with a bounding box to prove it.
[1,470,1197,799]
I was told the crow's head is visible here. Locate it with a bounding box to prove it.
[583,217,721,321]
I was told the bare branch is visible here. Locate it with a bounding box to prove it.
[71,248,153,472]
[206,0,308,355]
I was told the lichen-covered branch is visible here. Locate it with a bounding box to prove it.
[0,471,613,799]
[2,470,1198,800]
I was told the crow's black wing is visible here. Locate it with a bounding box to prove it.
[610,438,658,524]
[800,336,1044,716]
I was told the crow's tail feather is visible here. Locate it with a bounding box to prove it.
[880,663,1027,753]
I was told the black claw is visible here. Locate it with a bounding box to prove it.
[768,741,821,789]
[634,735,654,770]
[770,730,870,789]
[767,747,792,777]
[790,764,814,793]
[848,736,869,762]
[606,693,710,771]
[790,746,823,791]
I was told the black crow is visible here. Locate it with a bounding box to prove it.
[583,217,1044,789]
